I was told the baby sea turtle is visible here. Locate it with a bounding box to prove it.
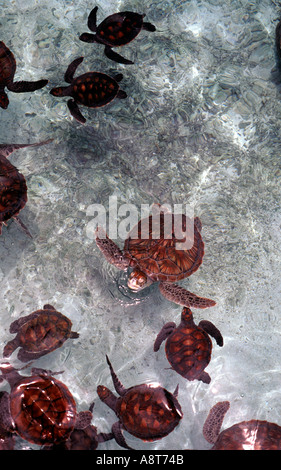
[3,304,79,362]
[203,401,281,450]
[79,6,156,64]
[154,307,223,384]
[50,56,127,124]
[0,364,93,446]
[44,403,113,450]
[0,41,48,109]
[0,139,52,237]
[95,210,216,308]
[97,355,183,450]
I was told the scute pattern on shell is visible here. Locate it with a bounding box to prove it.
[0,42,15,84]
[212,420,281,450]
[124,213,204,282]
[165,326,212,380]
[97,12,144,46]
[116,384,181,440]
[10,375,76,445]
[17,311,72,353]
[0,159,27,224]
[72,72,119,107]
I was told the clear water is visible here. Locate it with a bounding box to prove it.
[0,0,280,450]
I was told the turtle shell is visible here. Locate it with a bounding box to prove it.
[0,41,15,86]
[124,213,204,282]
[212,420,281,450]
[116,383,182,441]
[10,373,77,445]
[3,306,79,361]
[71,72,120,108]
[165,325,212,381]
[0,157,27,224]
[96,12,144,47]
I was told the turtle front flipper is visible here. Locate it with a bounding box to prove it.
[199,320,223,347]
[95,228,130,270]
[0,139,53,159]
[203,401,230,445]
[3,338,19,358]
[159,282,216,309]
[154,322,176,352]
[64,57,84,83]
[7,79,48,93]
[104,45,134,65]
[87,6,98,32]
[67,99,86,124]
[13,216,32,238]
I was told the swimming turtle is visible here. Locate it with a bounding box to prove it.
[203,401,281,450]
[0,139,52,237]
[0,364,93,446]
[97,355,183,450]
[3,304,79,362]
[44,403,113,450]
[95,210,216,308]
[50,56,127,124]
[79,6,156,64]
[0,41,48,109]
[154,307,223,384]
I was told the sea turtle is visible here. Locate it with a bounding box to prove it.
[50,56,127,124]
[0,139,52,237]
[0,41,48,109]
[44,403,113,450]
[154,307,223,384]
[203,401,281,450]
[97,355,183,450]
[3,304,79,362]
[79,6,156,65]
[95,210,216,308]
[0,363,93,446]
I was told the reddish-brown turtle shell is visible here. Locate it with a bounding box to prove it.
[71,72,121,108]
[211,420,281,450]
[3,304,79,362]
[0,365,93,446]
[115,383,181,441]
[124,213,204,283]
[154,307,223,384]
[9,374,76,445]
[0,41,16,86]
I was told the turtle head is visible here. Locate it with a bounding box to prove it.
[128,268,149,291]
[50,86,69,97]
[0,91,9,109]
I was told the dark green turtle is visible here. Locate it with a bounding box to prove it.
[50,57,127,123]
[79,6,156,64]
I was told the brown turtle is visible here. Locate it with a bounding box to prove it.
[203,401,281,450]
[154,307,223,384]
[44,403,113,450]
[95,210,216,308]
[79,6,156,64]
[50,56,127,124]
[0,139,52,237]
[0,41,48,109]
[97,355,183,450]
[0,363,93,446]
[3,304,79,363]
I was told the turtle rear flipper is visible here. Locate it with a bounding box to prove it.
[159,282,216,309]
[104,45,134,65]
[67,99,86,124]
[7,79,48,93]
[112,421,133,450]
[0,91,9,109]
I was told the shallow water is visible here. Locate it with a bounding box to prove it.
[0,0,280,450]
